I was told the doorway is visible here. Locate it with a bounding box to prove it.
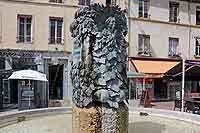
[154,79,167,99]
[49,64,64,100]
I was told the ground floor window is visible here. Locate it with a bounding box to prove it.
[154,79,167,99]
[130,78,153,100]
[49,64,64,100]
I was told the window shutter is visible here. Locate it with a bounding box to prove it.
[144,0,149,18]
[138,0,143,17]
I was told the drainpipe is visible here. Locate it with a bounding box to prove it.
[128,0,131,57]
[181,58,185,112]
[128,0,131,102]
[188,0,192,59]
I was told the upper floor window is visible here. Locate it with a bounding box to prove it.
[49,17,64,44]
[169,1,179,22]
[138,34,151,56]
[49,0,63,3]
[195,38,200,56]
[78,0,90,6]
[106,0,116,6]
[17,15,32,43]
[138,0,149,18]
[169,37,179,57]
[196,7,200,25]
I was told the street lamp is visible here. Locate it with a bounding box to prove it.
[181,58,185,112]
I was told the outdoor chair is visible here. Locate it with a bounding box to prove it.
[185,100,200,114]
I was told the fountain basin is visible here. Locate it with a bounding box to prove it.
[0,107,200,133]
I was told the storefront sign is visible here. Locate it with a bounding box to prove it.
[0,50,38,58]
[22,90,34,97]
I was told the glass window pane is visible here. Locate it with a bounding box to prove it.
[50,20,56,44]
[144,0,148,18]
[57,24,62,43]
[138,34,143,52]
[26,36,31,42]
[169,38,178,56]
[27,18,32,24]
[138,0,143,17]
[26,23,31,36]
[144,36,150,52]
[19,17,25,24]
[86,0,90,6]
[19,21,24,42]
[58,0,63,3]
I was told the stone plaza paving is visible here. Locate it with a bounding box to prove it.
[1,111,200,133]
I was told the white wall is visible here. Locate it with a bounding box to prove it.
[129,0,200,59]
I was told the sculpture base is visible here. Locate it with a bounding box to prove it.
[72,103,128,133]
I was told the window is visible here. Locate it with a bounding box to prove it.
[78,0,90,6]
[49,64,64,100]
[138,0,149,18]
[0,13,2,42]
[49,0,63,3]
[169,37,179,57]
[0,58,5,70]
[196,7,200,25]
[195,38,200,56]
[106,0,117,6]
[169,1,179,22]
[138,34,151,56]
[49,17,64,44]
[17,15,32,43]
[111,0,116,6]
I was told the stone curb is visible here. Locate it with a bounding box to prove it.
[129,107,200,126]
[0,107,72,128]
[2,106,200,129]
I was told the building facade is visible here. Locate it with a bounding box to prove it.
[0,0,128,109]
[128,0,200,101]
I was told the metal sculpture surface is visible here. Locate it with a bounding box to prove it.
[70,4,128,109]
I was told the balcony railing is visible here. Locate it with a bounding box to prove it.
[138,49,152,56]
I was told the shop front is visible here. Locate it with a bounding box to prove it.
[128,57,180,101]
[165,60,200,99]
[0,49,70,111]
